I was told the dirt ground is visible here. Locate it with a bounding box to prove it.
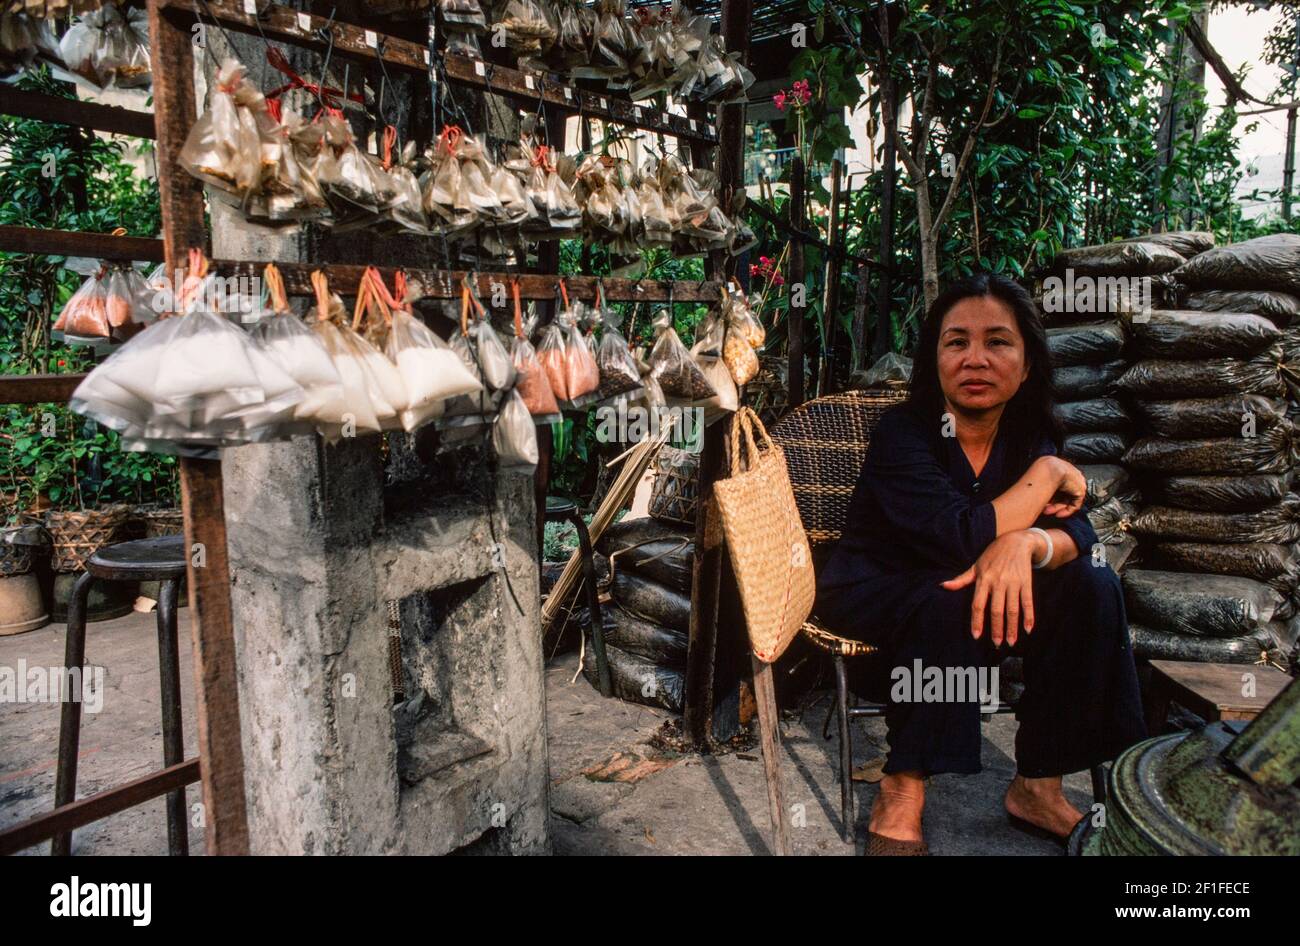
[1,611,1091,855]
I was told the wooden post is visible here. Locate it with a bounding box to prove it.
[851,263,870,373]
[872,1,897,364]
[684,421,727,746]
[788,156,806,408]
[147,0,249,855]
[751,655,791,855]
[819,159,842,396]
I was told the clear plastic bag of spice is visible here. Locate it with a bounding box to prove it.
[179,59,275,203]
[510,290,562,424]
[493,389,539,473]
[648,309,715,401]
[59,3,151,91]
[594,286,644,402]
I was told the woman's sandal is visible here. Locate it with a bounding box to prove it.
[864,831,930,856]
[1006,812,1069,849]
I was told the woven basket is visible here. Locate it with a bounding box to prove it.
[0,529,34,577]
[44,505,129,574]
[768,388,910,547]
[141,506,184,539]
[649,446,699,526]
[714,408,815,663]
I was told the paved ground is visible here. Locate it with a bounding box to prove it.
[1,609,203,856]
[1,612,1093,855]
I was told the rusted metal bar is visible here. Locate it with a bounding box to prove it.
[0,758,201,856]
[149,0,249,856]
[0,225,164,262]
[0,88,157,138]
[154,0,718,144]
[0,373,85,404]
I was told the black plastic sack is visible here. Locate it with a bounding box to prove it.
[1148,473,1293,512]
[582,639,684,712]
[1119,231,1215,258]
[611,571,691,633]
[597,521,693,594]
[1088,495,1138,544]
[1080,463,1130,506]
[1171,233,1300,296]
[1123,569,1284,637]
[1122,424,1295,476]
[1130,394,1286,439]
[1047,322,1126,367]
[1063,431,1130,463]
[601,537,692,593]
[1130,310,1281,359]
[587,604,688,664]
[1129,622,1283,665]
[1054,241,1185,276]
[1129,497,1300,544]
[1055,397,1129,433]
[1145,541,1300,591]
[1116,348,1285,399]
[1102,534,1139,573]
[1182,289,1300,324]
[1054,360,1126,399]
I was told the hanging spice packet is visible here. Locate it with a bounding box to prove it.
[59,3,150,91]
[510,284,562,424]
[179,59,279,205]
[250,263,346,433]
[593,283,643,402]
[493,389,540,473]
[557,281,600,406]
[648,308,715,401]
[372,268,482,431]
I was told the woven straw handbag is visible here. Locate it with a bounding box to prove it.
[714,407,815,663]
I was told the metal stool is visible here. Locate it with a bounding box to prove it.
[53,535,189,856]
[544,497,611,697]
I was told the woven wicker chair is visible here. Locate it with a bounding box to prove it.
[769,387,1105,844]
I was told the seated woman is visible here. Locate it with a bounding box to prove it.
[815,273,1146,855]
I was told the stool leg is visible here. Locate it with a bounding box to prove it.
[570,512,612,697]
[52,571,94,857]
[156,578,188,856]
[834,655,855,844]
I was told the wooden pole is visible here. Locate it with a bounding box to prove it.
[682,0,749,747]
[752,655,791,855]
[819,159,842,396]
[147,0,249,855]
[788,156,806,408]
[872,0,897,364]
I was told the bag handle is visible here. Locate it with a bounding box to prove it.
[728,407,773,474]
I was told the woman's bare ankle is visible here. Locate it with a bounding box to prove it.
[868,770,926,842]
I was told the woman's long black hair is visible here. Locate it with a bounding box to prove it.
[907,272,1062,471]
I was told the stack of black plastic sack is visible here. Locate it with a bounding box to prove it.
[1116,237,1300,666]
[587,516,694,712]
[1041,237,1192,573]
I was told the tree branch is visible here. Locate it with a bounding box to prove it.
[930,37,1004,236]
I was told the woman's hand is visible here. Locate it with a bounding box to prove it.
[941,530,1044,646]
[1041,456,1087,518]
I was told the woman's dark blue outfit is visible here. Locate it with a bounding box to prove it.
[815,404,1146,778]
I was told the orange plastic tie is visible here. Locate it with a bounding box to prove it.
[512,279,524,338]
[382,125,398,171]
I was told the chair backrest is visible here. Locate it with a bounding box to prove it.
[768,387,909,548]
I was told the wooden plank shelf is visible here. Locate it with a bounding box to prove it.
[0,88,156,139]
[210,259,724,302]
[156,0,719,144]
[0,225,165,262]
[0,373,85,404]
